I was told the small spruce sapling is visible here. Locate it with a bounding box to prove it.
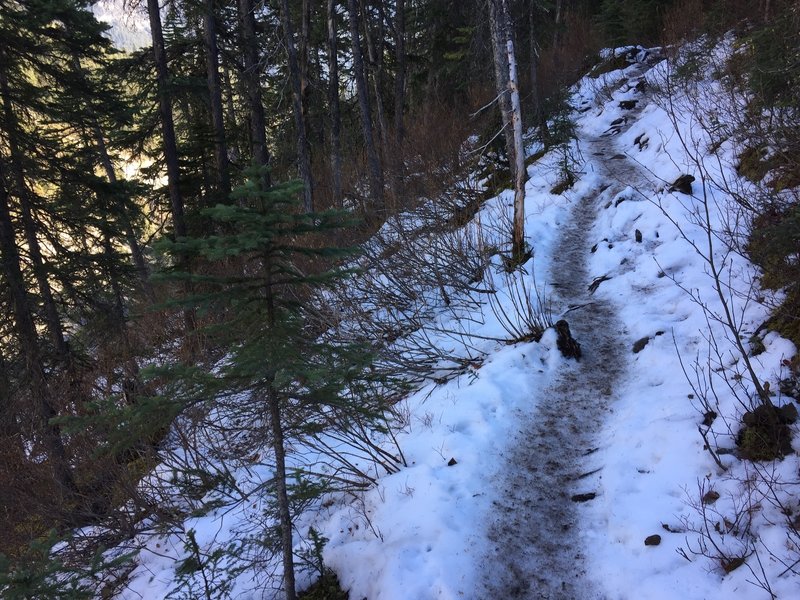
[156,169,399,600]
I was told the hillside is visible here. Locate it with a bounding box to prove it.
[1,2,799,599]
[110,44,799,599]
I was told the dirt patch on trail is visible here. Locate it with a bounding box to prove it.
[478,181,626,599]
[478,84,657,598]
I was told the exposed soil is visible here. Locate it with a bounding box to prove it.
[478,74,656,599]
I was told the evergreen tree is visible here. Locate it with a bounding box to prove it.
[157,170,398,599]
[0,0,148,551]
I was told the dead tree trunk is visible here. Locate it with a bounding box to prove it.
[489,0,527,260]
[487,0,516,171]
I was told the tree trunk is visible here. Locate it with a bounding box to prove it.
[506,36,528,261]
[393,0,406,147]
[488,0,527,260]
[92,121,153,298]
[203,0,232,201]
[0,66,69,362]
[392,0,406,206]
[507,29,527,261]
[553,0,563,48]
[299,0,313,149]
[326,0,343,206]
[147,0,197,340]
[279,0,314,212]
[221,59,241,163]
[268,385,297,600]
[347,0,384,211]
[0,164,75,494]
[364,1,388,149]
[487,0,516,172]
[237,0,271,187]
[146,0,187,239]
[528,0,549,143]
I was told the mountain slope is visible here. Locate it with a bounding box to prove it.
[108,43,800,600]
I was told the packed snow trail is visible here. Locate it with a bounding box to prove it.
[478,73,656,599]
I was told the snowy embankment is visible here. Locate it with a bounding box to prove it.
[318,46,799,599]
[117,46,799,599]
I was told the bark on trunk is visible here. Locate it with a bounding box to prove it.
[299,0,313,147]
[507,34,527,261]
[364,2,388,149]
[147,0,187,239]
[392,0,406,206]
[237,0,271,187]
[487,0,516,172]
[393,0,406,147]
[203,0,232,200]
[348,0,384,211]
[326,0,343,206]
[221,60,241,163]
[268,385,297,600]
[488,0,527,260]
[553,0,563,48]
[279,0,314,212]
[527,1,549,143]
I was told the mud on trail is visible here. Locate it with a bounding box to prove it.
[478,77,657,599]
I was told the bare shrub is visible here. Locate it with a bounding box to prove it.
[652,32,800,595]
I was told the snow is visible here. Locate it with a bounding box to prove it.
[109,43,799,600]
[93,0,151,52]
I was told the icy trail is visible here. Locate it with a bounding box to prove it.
[479,77,656,599]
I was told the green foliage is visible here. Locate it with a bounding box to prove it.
[298,569,349,600]
[747,204,800,346]
[297,527,328,581]
[0,533,133,600]
[297,527,348,600]
[737,419,793,462]
[598,0,675,45]
[169,529,235,600]
[542,88,577,149]
[152,169,401,595]
[745,14,800,109]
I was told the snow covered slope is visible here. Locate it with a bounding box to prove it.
[115,44,800,600]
